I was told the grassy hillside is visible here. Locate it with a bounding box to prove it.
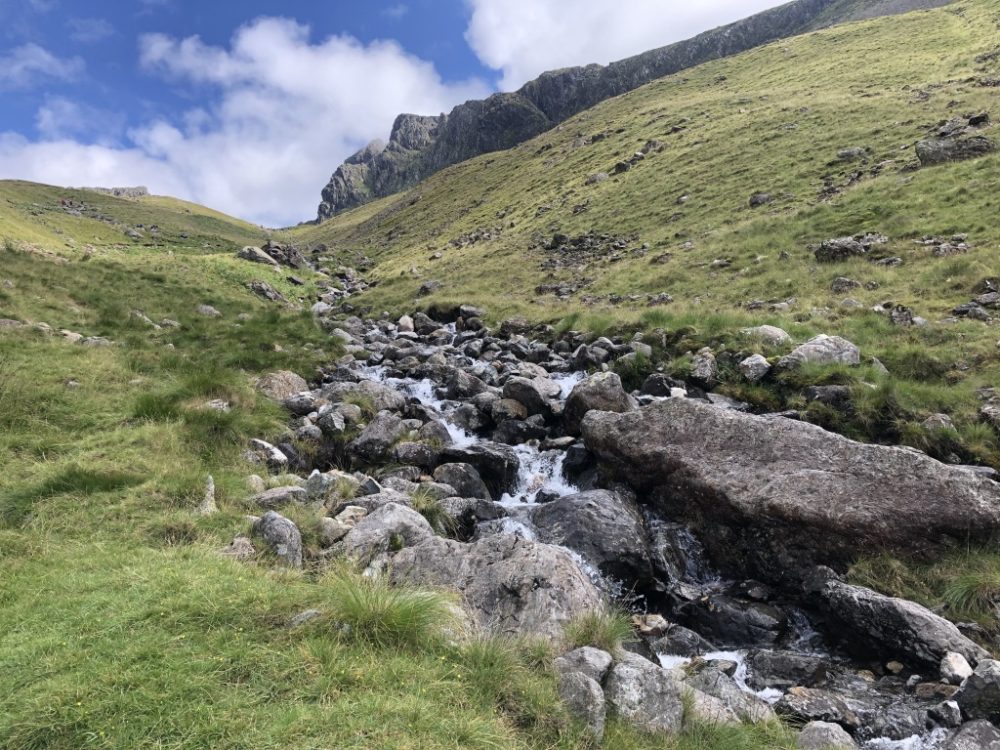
[297,0,1000,468]
[0,183,797,748]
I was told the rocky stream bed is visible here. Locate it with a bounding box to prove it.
[228,304,1000,749]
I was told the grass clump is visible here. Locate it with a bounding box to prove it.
[564,607,636,653]
[325,572,458,649]
[410,487,457,536]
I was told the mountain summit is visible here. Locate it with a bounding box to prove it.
[315,0,950,221]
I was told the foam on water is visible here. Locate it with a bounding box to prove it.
[550,371,585,400]
[655,650,782,704]
[500,444,579,506]
[863,730,950,750]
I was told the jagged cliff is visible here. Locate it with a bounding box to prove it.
[316,0,950,221]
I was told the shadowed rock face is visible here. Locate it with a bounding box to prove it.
[581,398,1000,584]
[316,0,952,220]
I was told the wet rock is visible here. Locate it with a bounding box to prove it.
[252,511,303,568]
[433,463,490,500]
[529,489,654,585]
[685,666,776,723]
[564,372,637,436]
[810,574,989,669]
[391,442,439,470]
[390,534,603,640]
[941,652,974,685]
[650,624,716,657]
[492,398,528,422]
[797,721,857,749]
[341,503,434,565]
[928,700,962,729]
[955,659,1000,723]
[747,650,826,691]
[581,398,1000,581]
[778,335,860,368]
[775,687,860,729]
[942,720,1000,749]
[604,652,685,733]
[684,595,786,648]
[440,443,519,496]
[557,671,606,740]
[554,647,614,683]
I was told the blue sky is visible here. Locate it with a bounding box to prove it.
[0,0,784,226]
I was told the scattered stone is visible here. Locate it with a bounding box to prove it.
[252,511,303,568]
[691,348,718,389]
[256,371,308,401]
[813,233,887,263]
[238,246,279,266]
[749,192,774,208]
[778,335,860,368]
[797,721,857,749]
[557,671,606,740]
[740,354,771,383]
[251,486,308,509]
[741,325,792,347]
[217,535,256,561]
[247,280,286,303]
[941,652,974,685]
[916,136,996,166]
[196,475,218,516]
[564,372,636,436]
[955,659,1000,723]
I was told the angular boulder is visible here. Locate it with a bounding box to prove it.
[340,503,434,565]
[581,398,1000,581]
[916,136,996,166]
[797,721,856,749]
[955,659,1000,723]
[528,489,654,585]
[256,371,308,401]
[564,372,636,436]
[389,533,603,640]
[252,511,303,568]
[942,720,1000,749]
[777,334,860,368]
[604,652,685,733]
[809,575,989,670]
[557,671,606,740]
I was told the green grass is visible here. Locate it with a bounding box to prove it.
[563,608,638,654]
[295,0,1000,469]
[0,181,795,748]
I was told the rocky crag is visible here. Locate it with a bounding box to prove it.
[316,0,951,220]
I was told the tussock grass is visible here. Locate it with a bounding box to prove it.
[564,607,637,653]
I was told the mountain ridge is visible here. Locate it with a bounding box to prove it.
[315,0,952,221]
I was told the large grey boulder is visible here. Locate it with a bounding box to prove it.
[741,325,792,347]
[778,334,860,368]
[604,652,685,733]
[250,485,307,509]
[389,534,603,640]
[557,671,606,740]
[564,372,636,436]
[797,721,857,749]
[253,511,303,568]
[581,398,1000,581]
[942,720,1000,749]
[528,489,654,585]
[810,574,989,670]
[955,659,1000,723]
[916,136,996,166]
[340,503,434,565]
[238,245,278,266]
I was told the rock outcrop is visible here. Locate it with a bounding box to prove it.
[316,0,952,219]
[581,398,1000,582]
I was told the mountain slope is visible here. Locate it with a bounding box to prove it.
[315,0,952,220]
[297,0,1000,465]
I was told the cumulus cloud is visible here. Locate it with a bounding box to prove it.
[465,0,787,90]
[67,18,115,44]
[0,43,83,90]
[35,96,127,142]
[0,17,487,226]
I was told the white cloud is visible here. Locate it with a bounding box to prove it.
[464,0,788,90]
[0,17,488,227]
[0,43,83,90]
[35,96,126,142]
[67,18,115,44]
